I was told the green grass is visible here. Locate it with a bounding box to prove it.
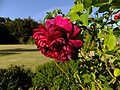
[0,44,51,71]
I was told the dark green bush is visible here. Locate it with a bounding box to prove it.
[0,65,33,90]
[32,60,84,90]
[32,61,62,89]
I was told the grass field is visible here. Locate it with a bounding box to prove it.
[0,44,51,71]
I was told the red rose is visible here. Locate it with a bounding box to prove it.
[33,16,82,62]
[114,14,120,20]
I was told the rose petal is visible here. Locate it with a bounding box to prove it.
[45,19,55,29]
[60,18,72,31]
[55,16,63,25]
[55,16,72,31]
[72,25,80,37]
[114,14,120,20]
[33,16,83,62]
[70,40,83,49]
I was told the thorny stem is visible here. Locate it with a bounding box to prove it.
[54,61,70,80]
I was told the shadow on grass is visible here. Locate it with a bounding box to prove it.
[0,48,39,56]
[0,52,20,56]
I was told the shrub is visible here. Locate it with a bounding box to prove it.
[32,61,61,89]
[32,60,81,89]
[0,59,119,90]
[0,65,33,90]
[32,0,120,89]
[32,58,120,90]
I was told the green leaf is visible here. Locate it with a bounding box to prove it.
[91,82,96,90]
[113,27,120,37]
[98,4,110,13]
[74,73,77,79]
[102,48,107,53]
[91,73,96,79]
[82,74,91,84]
[99,74,106,82]
[98,32,104,39]
[110,0,120,9]
[69,4,84,22]
[104,34,116,50]
[114,68,120,77]
[103,87,113,90]
[83,0,92,8]
[70,13,80,21]
[69,4,84,15]
[91,0,109,7]
[79,9,89,26]
[57,9,62,14]
[108,29,114,34]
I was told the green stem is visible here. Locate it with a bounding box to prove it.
[108,78,116,85]
[69,64,85,90]
[54,61,69,80]
[104,55,115,79]
[77,74,86,90]
[93,78,102,90]
[104,55,116,85]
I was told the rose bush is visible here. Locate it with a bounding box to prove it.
[32,0,120,89]
[33,16,82,62]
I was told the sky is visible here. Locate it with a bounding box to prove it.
[0,0,74,21]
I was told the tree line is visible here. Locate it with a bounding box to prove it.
[0,17,39,44]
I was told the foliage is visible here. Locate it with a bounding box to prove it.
[32,0,120,89]
[0,65,33,90]
[32,60,82,90]
[0,20,17,44]
[32,58,120,90]
[69,0,120,89]
[32,61,61,89]
[0,0,120,90]
[0,59,119,90]
[0,17,39,44]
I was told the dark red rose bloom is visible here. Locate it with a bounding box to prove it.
[33,16,83,62]
[114,14,120,20]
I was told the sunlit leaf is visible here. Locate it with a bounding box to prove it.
[82,74,91,84]
[70,13,80,21]
[79,8,89,26]
[98,32,104,39]
[114,68,120,77]
[91,73,96,79]
[104,34,116,50]
[91,82,96,90]
[69,4,84,15]
[103,87,113,90]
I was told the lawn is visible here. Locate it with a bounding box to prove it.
[0,44,51,71]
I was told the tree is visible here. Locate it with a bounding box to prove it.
[4,17,39,44]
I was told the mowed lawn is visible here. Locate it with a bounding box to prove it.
[0,44,51,71]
